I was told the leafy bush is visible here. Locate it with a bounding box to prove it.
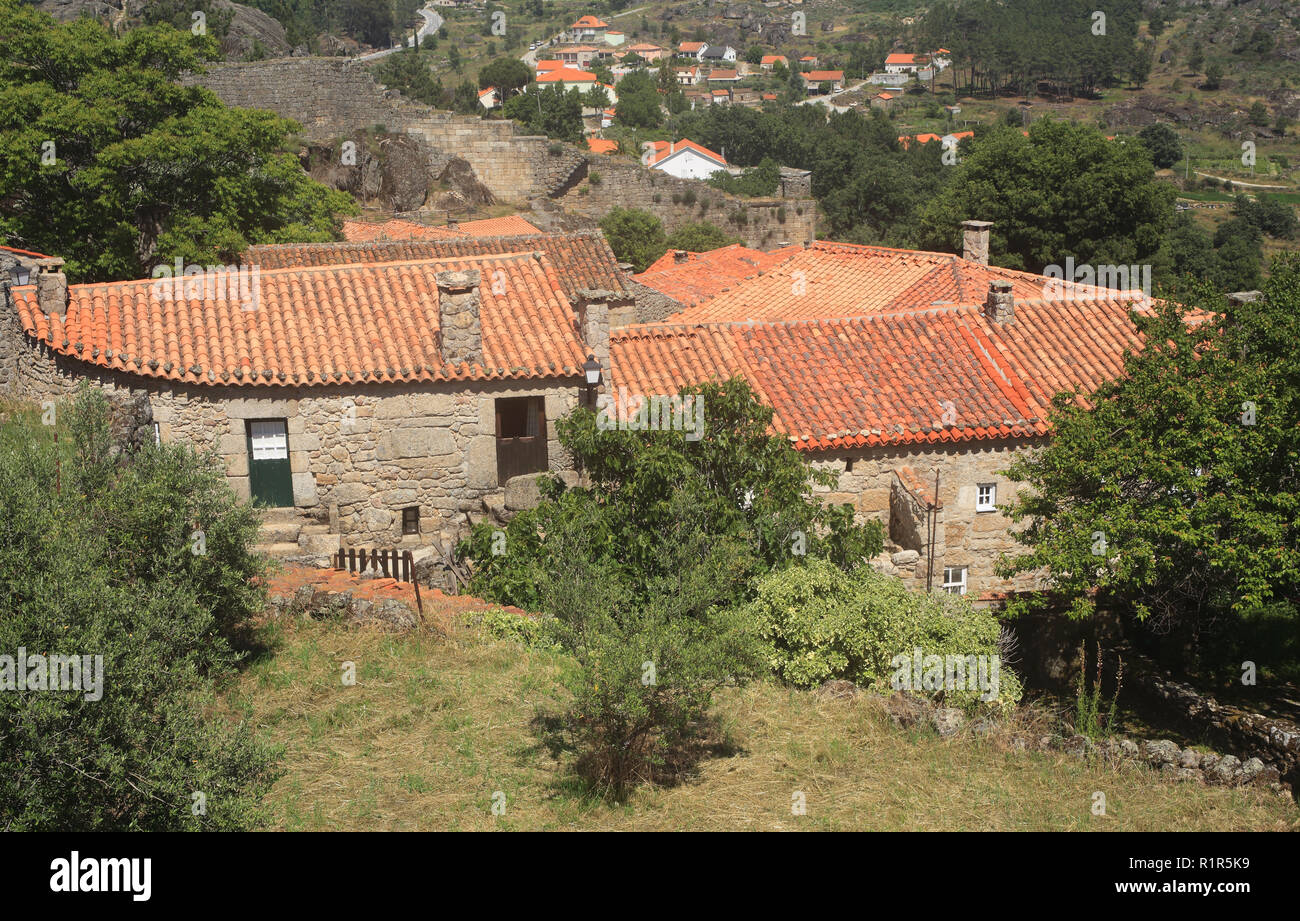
[458,379,882,795]
[462,608,562,652]
[0,388,280,830]
[744,559,1022,713]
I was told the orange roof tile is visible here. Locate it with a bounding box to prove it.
[634,245,797,307]
[708,69,739,80]
[610,295,1150,450]
[885,53,919,65]
[664,241,1066,323]
[14,253,589,387]
[341,216,541,242]
[1,244,51,258]
[645,138,727,168]
[761,55,787,64]
[245,231,630,300]
[897,130,973,149]
[587,137,619,154]
[571,15,608,28]
[537,68,598,83]
[536,59,564,71]
[802,70,844,83]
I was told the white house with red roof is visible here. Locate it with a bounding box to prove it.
[568,15,609,43]
[645,139,730,180]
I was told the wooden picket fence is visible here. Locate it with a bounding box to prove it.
[333,547,423,615]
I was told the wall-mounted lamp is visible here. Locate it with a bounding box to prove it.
[583,354,602,408]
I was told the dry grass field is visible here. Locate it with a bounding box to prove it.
[224,616,1300,831]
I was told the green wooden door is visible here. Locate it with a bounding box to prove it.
[247,419,294,508]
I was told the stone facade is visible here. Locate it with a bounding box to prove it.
[1,282,581,552]
[808,440,1046,599]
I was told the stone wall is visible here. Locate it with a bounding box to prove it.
[186,57,819,248]
[557,153,817,250]
[185,58,553,202]
[809,440,1045,598]
[1,282,580,549]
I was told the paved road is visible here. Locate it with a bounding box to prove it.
[354,7,443,63]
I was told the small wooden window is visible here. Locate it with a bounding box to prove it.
[495,396,548,484]
[402,506,420,535]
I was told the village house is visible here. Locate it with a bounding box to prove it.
[677,41,707,59]
[870,91,895,111]
[0,232,635,558]
[477,87,499,110]
[707,68,742,84]
[675,64,702,86]
[802,70,845,93]
[604,30,625,47]
[760,55,788,71]
[611,223,1150,600]
[643,139,730,180]
[700,45,738,64]
[624,42,665,62]
[568,15,609,44]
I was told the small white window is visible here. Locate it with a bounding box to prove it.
[976,483,996,512]
[942,566,967,595]
[153,421,161,446]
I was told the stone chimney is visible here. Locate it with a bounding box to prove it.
[437,269,482,366]
[446,217,459,232]
[35,257,68,317]
[961,220,993,266]
[575,289,612,377]
[985,280,1014,324]
[673,250,689,263]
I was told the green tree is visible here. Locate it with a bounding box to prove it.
[1203,61,1222,90]
[999,262,1300,669]
[0,1,355,283]
[502,83,583,142]
[916,120,1175,272]
[457,380,883,796]
[599,206,666,271]
[664,222,742,252]
[1247,101,1269,127]
[478,56,532,97]
[615,69,663,128]
[744,45,763,65]
[0,388,281,829]
[1138,123,1182,169]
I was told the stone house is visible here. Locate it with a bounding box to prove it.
[1,249,620,558]
[609,226,1149,602]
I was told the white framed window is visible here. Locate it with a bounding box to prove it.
[942,566,967,595]
[976,483,996,512]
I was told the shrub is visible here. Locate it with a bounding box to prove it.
[744,559,1022,713]
[462,608,562,652]
[0,387,280,829]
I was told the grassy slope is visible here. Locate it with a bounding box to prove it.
[226,617,1299,831]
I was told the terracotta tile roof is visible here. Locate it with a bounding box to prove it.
[536,59,564,71]
[587,137,619,154]
[679,42,705,52]
[0,244,51,258]
[664,241,1065,323]
[634,244,796,306]
[244,231,630,300]
[646,138,727,168]
[13,253,589,388]
[885,53,919,65]
[708,69,739,80]
[341,219,460,242]
[761,55,787,65]
[341,216,541,242]
[898,130,973,149]
[802,70,844,83]
[610,295,1150,450]
[537,68,598,83]
[571,15,608,28]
